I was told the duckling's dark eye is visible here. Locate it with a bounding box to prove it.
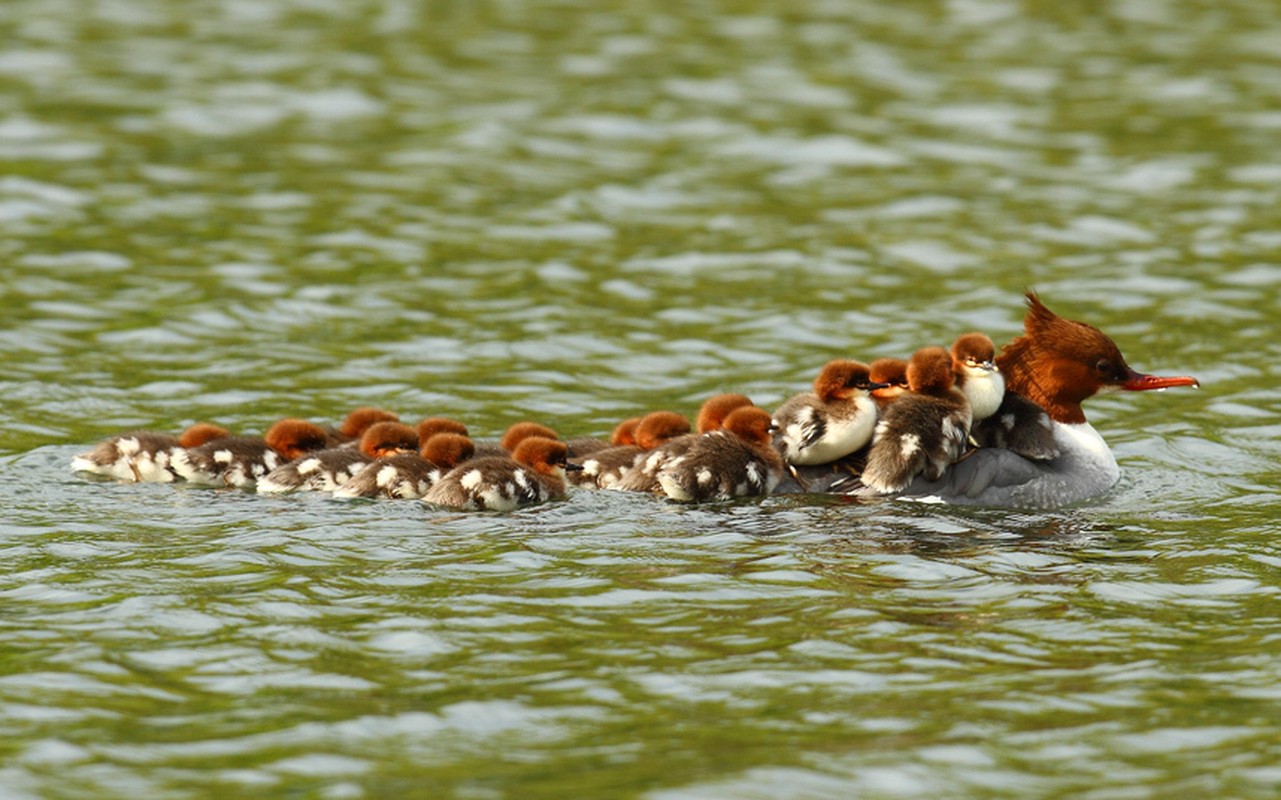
[1096,359,1112,374]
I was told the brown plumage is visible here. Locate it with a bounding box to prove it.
[334,407,401,442]
[416,416,470,443]
[611,417,642,447]
[179,423,231,449]
[72,430,178,482]
[996,293,1134,425]
[868,358,909,411]
[949,332,1005,425]
[172,434,283,488]
[264,419,333,461]
[424,437,578,511]
[973,291,1199,459]
[695,393,754,433]
[257,421,418,494]
[860,347,972,494]
[612,394,755,493]
[572,411,692,489]
[471,421,560,459]
[772,360,883,466]
[656,406,784,502]
[334,432,476,499]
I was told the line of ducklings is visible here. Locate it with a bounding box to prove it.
[71,332,1056,511]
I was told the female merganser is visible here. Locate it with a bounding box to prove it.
[859,292,1199,507]
[868,358,909,411]
[256,421,418,493]
[172,418,331,488]
[656,406,784,502]
[612,393,755,493]
[860,347,972,494]
[423,437,580,511]
[572,410,691,489]
[334,432,476,499]
[950,333,1005,425]
[772,359,885,466]
[71,422,230,482]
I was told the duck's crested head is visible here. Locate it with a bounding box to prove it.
[696,393,754,433]
[421,432,474,469]
[634,411,691,449]
[997,292,1199,423]
[501,421,559,451]
[610,417,642,447]
[179,422,231,449]
[511,436,576,474]
[906,347,957,396]
[416,416,469,442]
[813,359,886,402]
[359,421,419,458]
[721,406,775,446]
[340,407,401,440]
[264,419,331,460]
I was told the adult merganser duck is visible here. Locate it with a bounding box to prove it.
[868,358,909,411]
[950,333,1005,425]
[172,418,331,488]
[572,410,691,489]
[334,432,476,499]
[772,359,886,466]
[612,393,755,493]
[256,421,418,493]
[656,406,784,502]
[857,292,1199,507]
[71,422,230,482]
[861,347,972,494]
[423,437,580,511]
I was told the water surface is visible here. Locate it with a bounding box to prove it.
[2,0,1280,797]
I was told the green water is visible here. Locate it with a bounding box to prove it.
[2,0,1280,797]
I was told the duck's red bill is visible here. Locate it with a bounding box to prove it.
[1121,371,1200,391]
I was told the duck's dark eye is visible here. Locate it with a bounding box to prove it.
[1096,359,1112,374]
